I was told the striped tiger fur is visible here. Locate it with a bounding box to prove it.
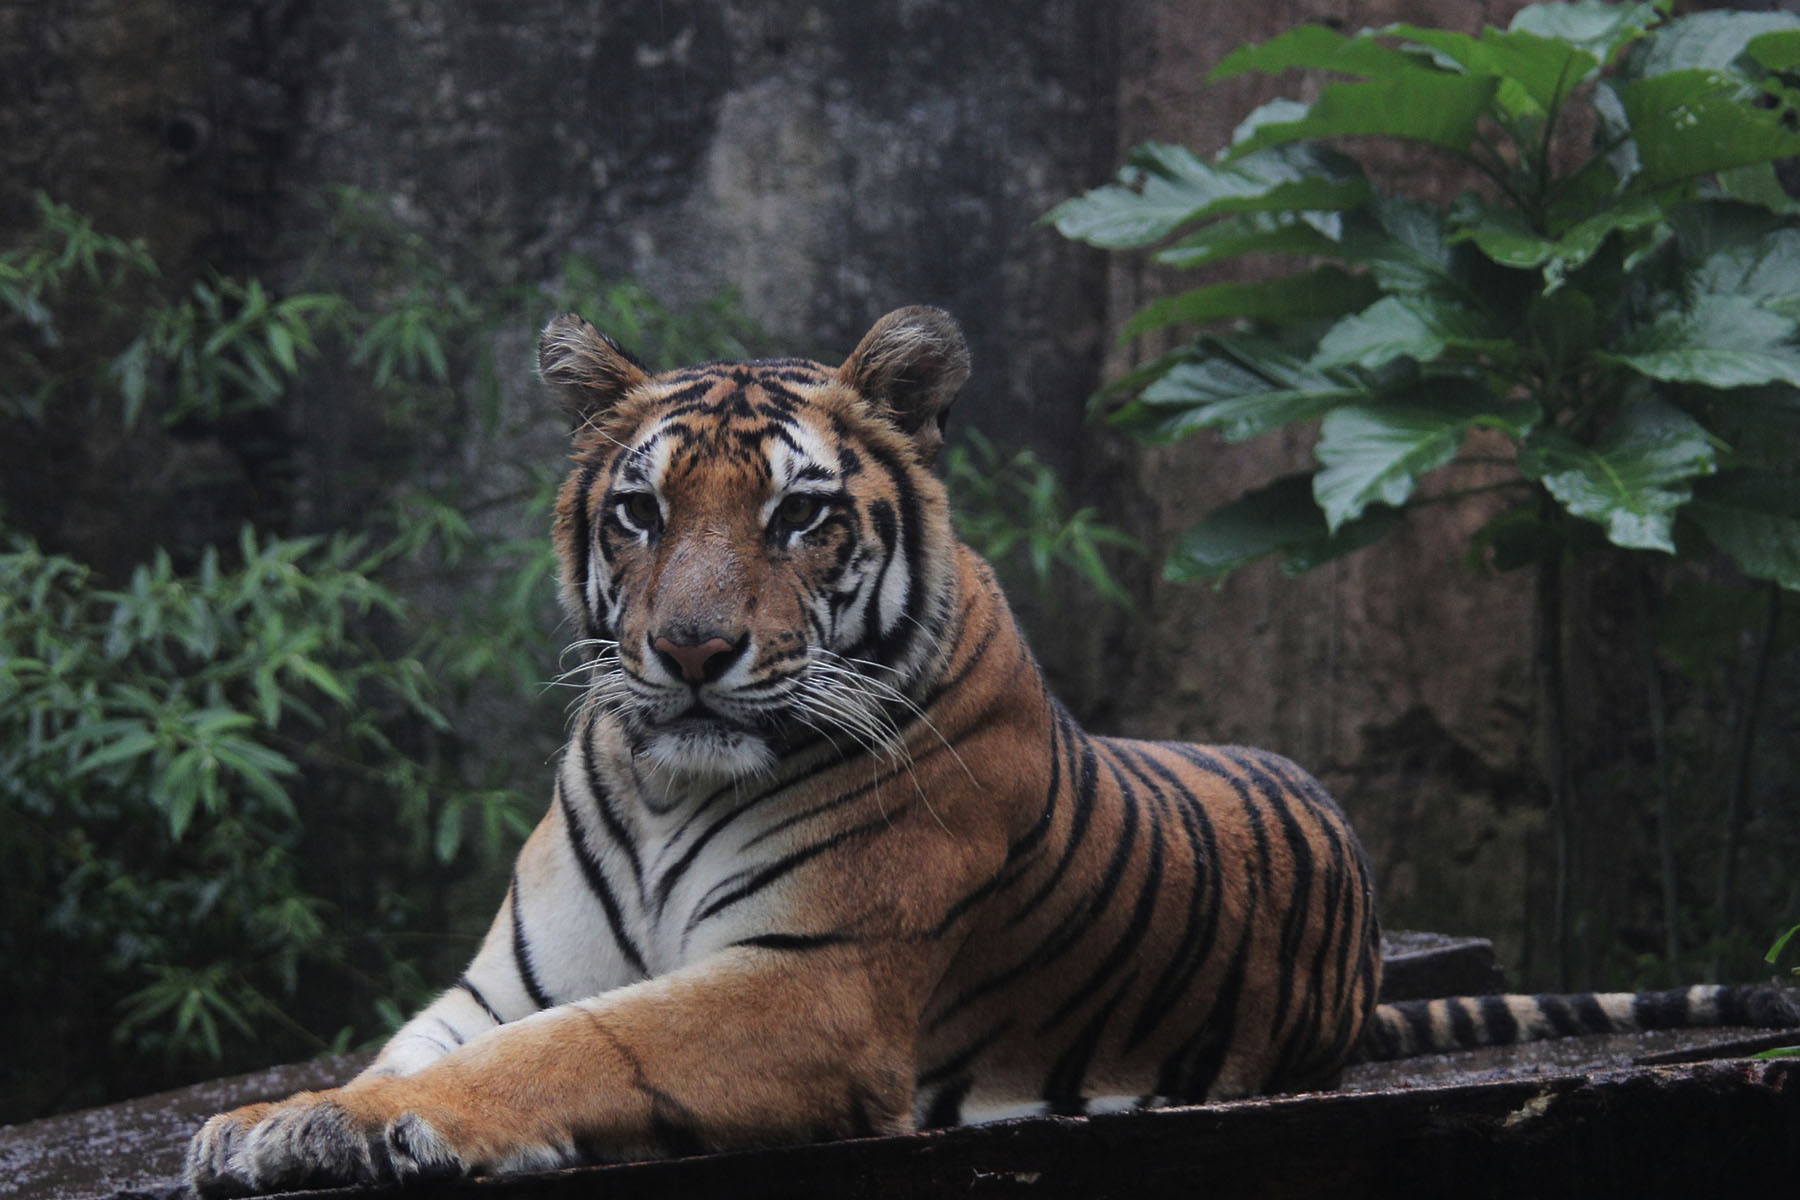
[188,307,1798,1195]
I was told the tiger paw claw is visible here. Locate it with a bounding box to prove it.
[186,1094,465,1196]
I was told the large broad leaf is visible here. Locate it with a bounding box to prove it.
[1627,9,1800,77]
[1461,194,1664,286]
[1509,1,1663,65]
[1518,400,1719,552]
[1209,25,1427,84]
[1688,230,1800,310]
[1379,24,1598,118]
[1117,335,1371,444]
[1337,196,1465,297]
[1120,267,1381,339]
[1165,473,1399,584]
[1312,389,1528,532]
[1611,69,1800,190]
[1606,293,1800,390]
[1311,294,1511,372]
[1684,470,1800,591]
[1154,212,1342,269]
[1046,141,1368,250]
[1227,72,1502,158]
[1746,29,1800,73]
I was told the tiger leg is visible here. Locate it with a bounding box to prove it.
[187,945,917,1195]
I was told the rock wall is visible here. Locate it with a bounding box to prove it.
[1091,0,1550,972]
[16,0,1778,986]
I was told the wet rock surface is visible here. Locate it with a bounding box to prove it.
[0,1053,367,1200]
[7,936,1794,1200]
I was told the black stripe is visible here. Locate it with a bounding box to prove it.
[1039,747,1164,1033]
[743,739,954,851]
[732,932,856,951]
[922,1078,973,1130]
[1400,1000,1435,1052]
[927,694,1069,942]
[456,975,504,1025]
[1268,755,1368,1069]
[1007,705,1098,921]
[916,590,1004,712]
[1150,744,1270,1097]
[1633,988,1692,1029]
[1571,991,1610,1034]
[917,1021,1013,1089]
[1536,994,1584,1038]
[688,804,912,930]
[1223,748,1316,1050]
[1357,1009,1403,1061]
[1478,994,1519,1045]
[927,720,1111,1030]
[568,459,606,635]
[1449,998,1480,1047]
[1044,979,1133,1114]
[862,439,934,668]
[652,779,787,910]
[509,877,553,1010]
[576,710,644,894]
[1117,743,1222,1050]
[432,1016,466,1047]
[558,785,650,978]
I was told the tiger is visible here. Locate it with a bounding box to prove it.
[188,306,1799,1195]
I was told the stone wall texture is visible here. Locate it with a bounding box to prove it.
[10,0,1793,985]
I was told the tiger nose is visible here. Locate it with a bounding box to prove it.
[651,634,745,684]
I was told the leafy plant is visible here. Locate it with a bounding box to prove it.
[1051,1,1800,984]
[0,189,761,1121]
[945,428,1140,611]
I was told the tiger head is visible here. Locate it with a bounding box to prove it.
[540,307,971,782]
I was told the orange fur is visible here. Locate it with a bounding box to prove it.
[188,308,1381,1193]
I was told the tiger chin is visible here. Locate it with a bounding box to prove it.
[188,307,1800,1195]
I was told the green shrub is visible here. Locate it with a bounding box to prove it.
[0,191,752,1119]
[1051,1,1800,985]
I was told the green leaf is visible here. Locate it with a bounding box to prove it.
[1628,10,1800,77]
[1311,295,1509,371]
[1519,400,1719,552]
[1746,29,1800,73]
[1380,24,1598,117]
[1117,336,1370,444]
[1463,195,1664,283]
[73,729,159,775]
[1607,294,1800,390]
[1164,473,1398,584]
[1612,69,1800,189]
[1154,212,1342,269]
[287,655,354,706]
[1688,230,1800,309]
[1509,1,1662,65]
[1228,72,1501,158]
[1208,25,1426,84]
[435,801,465,865]
[1047,141,1368,250]
[266,323,298,375]
[1120,267,1381,339]
[1684,470,1800,590]
[1312,391,1516,531]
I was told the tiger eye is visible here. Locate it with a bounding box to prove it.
[776,493,823,530]
[621,492,660,529]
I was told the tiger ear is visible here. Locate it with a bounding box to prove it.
[538,313,650,426]
[839,307,970,465]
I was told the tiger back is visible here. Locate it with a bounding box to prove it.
[186,308,1794,1195]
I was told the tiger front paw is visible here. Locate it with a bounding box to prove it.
[185,1088,466,1197]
